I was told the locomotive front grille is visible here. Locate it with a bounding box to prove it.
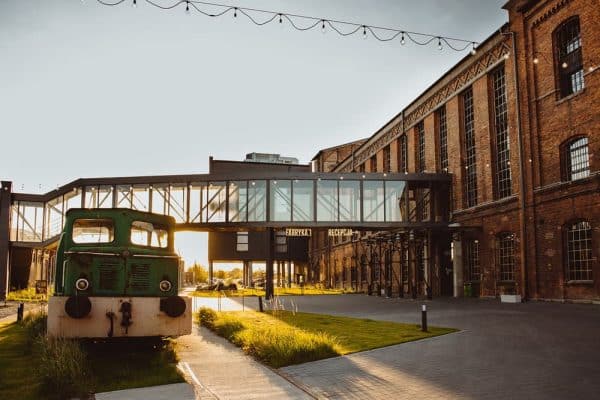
[98,262,120,291]
[130,263,150,291]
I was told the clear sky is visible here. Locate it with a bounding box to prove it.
[1,0,507,266]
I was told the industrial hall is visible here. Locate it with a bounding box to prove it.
[308,0,599,302]
[1,0,598,303]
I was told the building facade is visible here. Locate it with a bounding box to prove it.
[309,0,599,301]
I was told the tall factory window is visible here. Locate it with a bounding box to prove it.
[437,105,448,172]
[554,16,584,98]
[462,87,478,208]
[416,122,425,173]
[370,155,377,172]
[497,233,515,282]
[491,65,513,198]
[383,145,391,172]
[465,239,481,282]
[562,136,590,181]
[397,135,408,172]
[566,221,593,281]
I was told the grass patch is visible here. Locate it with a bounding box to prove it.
[192,286,354,298]
[196,308,456,368]
[86,339,184,393]
[0,322,41,400]
[0,313,184,399]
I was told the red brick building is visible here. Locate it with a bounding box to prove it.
[309,0,599,302]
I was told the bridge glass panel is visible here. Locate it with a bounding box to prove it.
[339,180,360,222]
[97,185,114,208]
[189,183,206,223]
[16,201,44,242]
[132,185,150,212]
[248,180,266,222]
[270,180,292,221]
[228,181,248,222]
[45,195,64,238]
[207,182,227,222]
[363,180,385,222]
[292,180,313,222]
[116,185,132,208]
[65,188,82,211]
[151,185,168,215]
[84,186,96,208]
[169,185,187,223]
[385,181,405,222]
[317,180,338,222]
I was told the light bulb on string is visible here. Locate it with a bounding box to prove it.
[279,13,283,24]
[185,1,190,14]
[470,42,477,55]
[233,7,237,17]
[437,37,443,50]
[533,57,539,64]
[132,0,136,8]
[400,32,405,45]
[503,52,510,60]
[321,20,326,34]
[362,25,367,39]
[562,61,568,69]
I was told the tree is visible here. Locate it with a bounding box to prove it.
[188,262,208,284]
[227,268,242,279]
[215,270,226,280]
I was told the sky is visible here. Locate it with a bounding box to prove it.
[1,0,508,266]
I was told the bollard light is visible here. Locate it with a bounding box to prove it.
[421,304,428,332]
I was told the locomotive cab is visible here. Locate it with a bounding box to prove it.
[47,209,192,338]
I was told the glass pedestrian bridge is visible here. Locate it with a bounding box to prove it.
[6,171,451,246]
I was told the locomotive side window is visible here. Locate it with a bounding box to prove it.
[131,221,168,248]
[72,219,114,244]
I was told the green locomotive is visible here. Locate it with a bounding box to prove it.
[47,208,191,338]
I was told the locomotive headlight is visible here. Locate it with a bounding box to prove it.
[75,278,90,291]
[159,280,172,292]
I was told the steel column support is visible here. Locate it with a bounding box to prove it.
[265,228,274,299]
[0,181,12,300]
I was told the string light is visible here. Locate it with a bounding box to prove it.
[533,57,539,64]
[562,61,568,69]
[132,0,136,8]
[92,0,479,52]
[470,42,477,55]
[185,1,189,14]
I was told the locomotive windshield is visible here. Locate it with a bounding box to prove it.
[72,219,114,244]
[130,220,168,248]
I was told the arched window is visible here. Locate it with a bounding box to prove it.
[562,136,590,181]
[565,221,593,281]
[497,233,515,281]
[554,16,584,98]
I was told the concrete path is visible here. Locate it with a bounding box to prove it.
[190,296,251,312]
[178,326,313,400]
[267,295,600,400]
[95,383,195,400]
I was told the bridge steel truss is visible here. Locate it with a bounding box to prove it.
[0,171,451,299]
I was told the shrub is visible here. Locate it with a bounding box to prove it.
[198,307,217,329]
[21,310,47,350]
[6,287,48,303]
[37,336,91,399]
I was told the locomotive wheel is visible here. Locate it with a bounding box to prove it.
[160,296,187,318]
[65,295,92,319]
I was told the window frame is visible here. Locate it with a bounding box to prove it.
[561,135,590,181]
[553,16,585,98]
[564,220,594,282]
[71,218,115,245]
[496,232,515,282]
[129,220,169,249]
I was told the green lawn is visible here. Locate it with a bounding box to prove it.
[0,323,41,400]
[197,309,456,368]
[191,286,353,297]
[0,320,184,399]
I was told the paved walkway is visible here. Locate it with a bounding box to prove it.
[95,383,195,400]
[266,295,600,400]
[178,326,312,400]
